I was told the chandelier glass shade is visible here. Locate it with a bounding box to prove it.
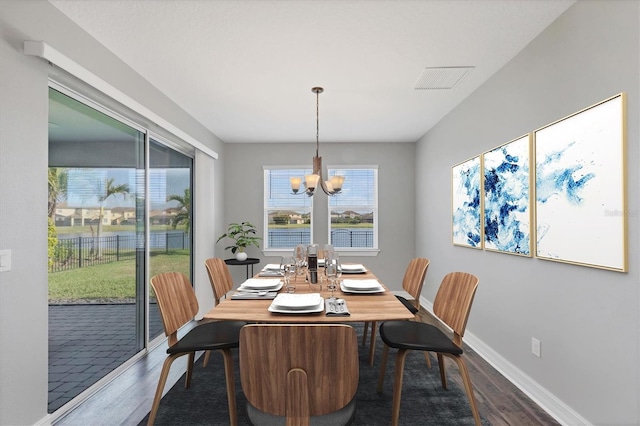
[290,87,344,196]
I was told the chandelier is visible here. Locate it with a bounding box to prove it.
[290,87,344,196]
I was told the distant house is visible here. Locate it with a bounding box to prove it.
[149,209,175,226]
[111,207,136,225]
[54,202,111,227]
[331,210,373,224]
[268,210,309,225]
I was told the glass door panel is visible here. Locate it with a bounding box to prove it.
[148,139,193,342]
[48,88,145,412]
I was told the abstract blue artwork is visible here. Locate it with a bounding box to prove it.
[535,93,627,272]
[483,134,531,256]
[452,156,482,248]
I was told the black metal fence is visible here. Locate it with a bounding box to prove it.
[331,228,374,248]
[50,231,190,272]
[268,230,312,248]
[268,228,373,249]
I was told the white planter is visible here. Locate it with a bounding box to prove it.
[235,251,248,261]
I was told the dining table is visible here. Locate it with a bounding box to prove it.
[203,263,414,364]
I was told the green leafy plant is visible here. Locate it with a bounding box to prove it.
[48,218,58,270]
[217,221,262,254]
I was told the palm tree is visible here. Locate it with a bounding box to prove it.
[48,168,68,219]
[95,178,130,258]
[168,188,191,233]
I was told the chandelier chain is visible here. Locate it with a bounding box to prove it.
[316,88,320,157]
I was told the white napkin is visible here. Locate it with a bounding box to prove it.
[325,298,351,316]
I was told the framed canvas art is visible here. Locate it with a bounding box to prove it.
[483,134,532,256]
[534,93,627,272]
[452,156,482,248]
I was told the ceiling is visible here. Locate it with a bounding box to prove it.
[49,0,575,144]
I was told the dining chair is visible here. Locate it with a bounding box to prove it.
[363,257,430,365]
[205,257,235,305]
[203,258,247,368]
[239,324,359,426]
[376,271,481,426]
[148,272,245,426]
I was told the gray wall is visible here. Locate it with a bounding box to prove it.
[0,1,225,424]
[220,142,416,288]
[1,0,638,425]
[416,1,639,424]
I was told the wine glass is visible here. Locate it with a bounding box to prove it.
[335,254,343,289]
[293,244,307,281]
[324,254,339,299]
[320,244,334,283]
[280,256,296,291]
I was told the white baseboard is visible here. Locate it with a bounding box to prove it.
[419,297,591,426]
[35,414,52,426]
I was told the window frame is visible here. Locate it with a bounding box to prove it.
[263,166,314,255]
[327,165,379,255]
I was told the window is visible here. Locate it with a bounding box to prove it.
[328,166,378,250]
[264,167,313,249]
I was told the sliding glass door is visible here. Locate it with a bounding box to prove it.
[47,86,193,413]
[148,139,193,342]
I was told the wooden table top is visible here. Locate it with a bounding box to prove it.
[203,266,414,323]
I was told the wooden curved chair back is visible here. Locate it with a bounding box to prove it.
[205,258,234,304]
[150,272,198,346]
[401,258,430,308]
[433,271,479,346]
[239,324,359,420]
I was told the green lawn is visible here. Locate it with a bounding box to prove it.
[48,251,191,301]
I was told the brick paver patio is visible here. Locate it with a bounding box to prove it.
[48,303,163,413]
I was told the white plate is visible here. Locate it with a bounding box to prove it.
[262,263,282,271]
[341,264,365,271]
[340,264,367,274]
[342,279,381,290]
[240,278,282,290]
[268,298,325,314]
[238,281,283,292]
[271,293,323,309]
[341,269,367,274]
[340,281,385,294]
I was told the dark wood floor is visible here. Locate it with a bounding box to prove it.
[56,311,560,426]
[416,310,560,426]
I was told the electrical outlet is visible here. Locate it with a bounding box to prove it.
[531,337,541,358]
[0,250,11,272]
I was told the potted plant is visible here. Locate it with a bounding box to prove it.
[217,221,262,261]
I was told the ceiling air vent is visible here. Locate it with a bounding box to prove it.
[414,66,474,90]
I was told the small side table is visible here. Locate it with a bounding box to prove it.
[224,258,260,279]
